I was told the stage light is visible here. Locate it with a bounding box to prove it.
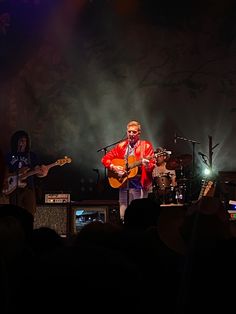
[203,167,211,176]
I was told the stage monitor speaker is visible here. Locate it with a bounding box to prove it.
[34,204,70,236]
[70,200,120,233]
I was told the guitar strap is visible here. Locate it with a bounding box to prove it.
[27,151,33,186]
[28,151,32,168]
[140,140,145,159]
[137,140,145,178]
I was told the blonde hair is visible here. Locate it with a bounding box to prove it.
[127,120,141,132]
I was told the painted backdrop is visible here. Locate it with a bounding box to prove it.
[1,0,236,200]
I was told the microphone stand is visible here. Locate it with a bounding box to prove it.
[175,135,200,178]
[198,136,219,173]
[125,143,130,208]
[97,138,125,180]
[208,135,219,172]
[175,135,200,202]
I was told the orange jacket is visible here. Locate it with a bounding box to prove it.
[101,139,155,190]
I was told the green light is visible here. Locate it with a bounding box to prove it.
[203,168,211,176]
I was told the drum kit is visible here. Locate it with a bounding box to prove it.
[152,153,192,205]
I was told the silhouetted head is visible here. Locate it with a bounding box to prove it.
[157,197,231,255]
[0,204,34,241]
[124,198,160,230]
[31,227,63,254]
[180,197,231,247]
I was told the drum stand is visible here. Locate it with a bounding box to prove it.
[174,134,200,202]
[176,164,187,204]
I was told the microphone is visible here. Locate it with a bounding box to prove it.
[198,152,207,157]
[174,133,177,144]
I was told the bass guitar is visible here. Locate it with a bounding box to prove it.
[108,155,153,188]
[2,156,72,196]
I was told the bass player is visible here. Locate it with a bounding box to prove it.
[3,130,48,216]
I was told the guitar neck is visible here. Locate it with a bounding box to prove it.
[46,162,58,170]
[128,156,152,169]
[129,160,142,169]
[2,157,71,196]
[21,162,58,180]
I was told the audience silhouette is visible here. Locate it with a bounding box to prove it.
[0,195,235,314]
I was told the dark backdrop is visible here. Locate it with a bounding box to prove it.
[1,0,236,201]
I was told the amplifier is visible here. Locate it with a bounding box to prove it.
[45,193,71,204]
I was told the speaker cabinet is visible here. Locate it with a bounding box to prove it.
[34,204,70,236]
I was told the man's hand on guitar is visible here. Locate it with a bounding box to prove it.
[110,164,126,177]
[141,158,150,167]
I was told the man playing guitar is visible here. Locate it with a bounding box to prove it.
[101,120,155,222]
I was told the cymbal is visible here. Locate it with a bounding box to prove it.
[166,154,192,170]
[166,159,180,170]
[177,154,192,165]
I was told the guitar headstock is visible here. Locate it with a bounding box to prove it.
[203,180,214,197]
[56,156,72,166]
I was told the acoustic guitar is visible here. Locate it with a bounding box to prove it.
[2,156,72,196]
[108,155,152,188]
